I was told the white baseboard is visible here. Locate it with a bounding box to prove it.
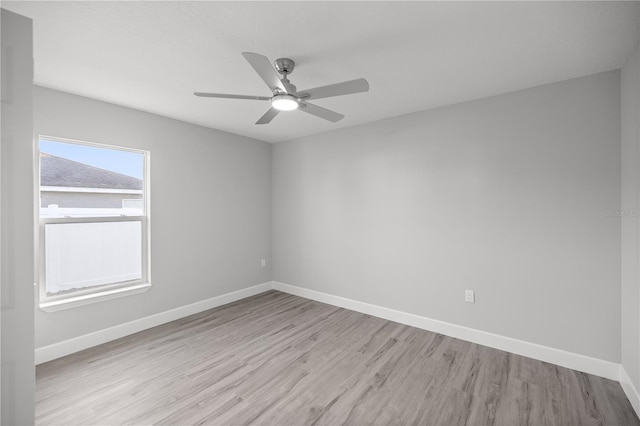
[272,281,621,382]
[621,366,640,418]
[36,280,625,389]
[35,281,273,365]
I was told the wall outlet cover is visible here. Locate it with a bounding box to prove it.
[465,290,475,303]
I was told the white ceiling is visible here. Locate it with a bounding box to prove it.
[4,1,640,143]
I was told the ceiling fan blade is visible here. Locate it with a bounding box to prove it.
[194,92,270,101]
[256,107,280,125]
[242,52,287,94]
[298,78,369,101]
[299,102,344,122]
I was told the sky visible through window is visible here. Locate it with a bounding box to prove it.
[40,138,143,179]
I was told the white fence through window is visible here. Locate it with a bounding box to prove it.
[44,221,142,294]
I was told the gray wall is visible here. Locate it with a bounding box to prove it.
[622,41,640,391]
[34,86,272,348]
[273,71,622,362]
[1,9,35,425]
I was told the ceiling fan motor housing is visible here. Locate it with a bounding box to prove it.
[274,58,295,75]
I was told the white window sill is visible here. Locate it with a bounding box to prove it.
[39,282,152,312]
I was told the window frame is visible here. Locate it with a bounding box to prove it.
[36,135,151,312]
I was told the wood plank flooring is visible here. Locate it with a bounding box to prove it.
[36,290,639,425]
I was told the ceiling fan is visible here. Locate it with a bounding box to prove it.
[194,52,369,125]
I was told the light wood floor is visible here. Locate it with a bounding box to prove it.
[37,290,639,425]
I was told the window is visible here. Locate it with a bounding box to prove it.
[38,136,150,311]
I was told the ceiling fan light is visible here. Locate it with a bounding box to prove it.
[272,94,298,111]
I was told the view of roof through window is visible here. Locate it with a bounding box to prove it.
[40,138,143,178]
[39,138,145,218]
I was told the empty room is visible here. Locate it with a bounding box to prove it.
[2,1,640,425]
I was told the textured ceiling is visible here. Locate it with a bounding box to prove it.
[4,1,640,143]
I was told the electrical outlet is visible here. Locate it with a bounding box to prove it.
[465,290,475,303]
[261,259,266,268]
